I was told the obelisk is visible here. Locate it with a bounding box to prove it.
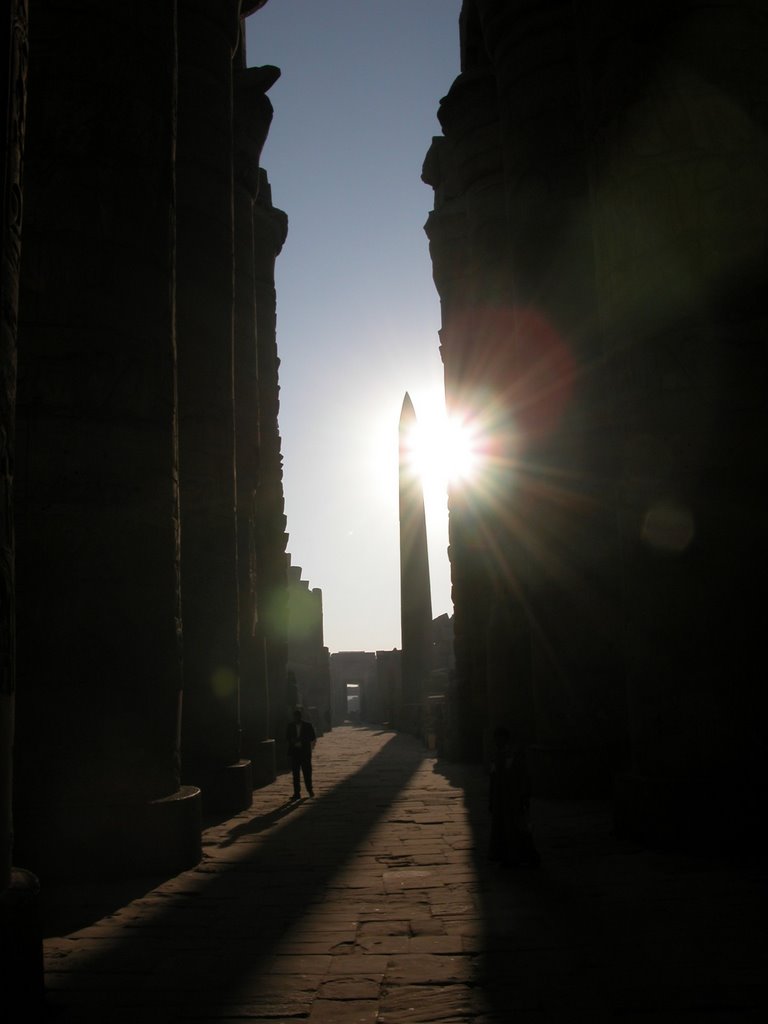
[398,393,433,735]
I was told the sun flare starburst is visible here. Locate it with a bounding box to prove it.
[403,409,482,491]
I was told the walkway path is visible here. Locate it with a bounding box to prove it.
[42,726,766,1022]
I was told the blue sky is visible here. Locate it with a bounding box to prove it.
[245,1,463,653]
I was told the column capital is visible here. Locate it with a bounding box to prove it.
[253,171,288,255]
[233,65,280,198]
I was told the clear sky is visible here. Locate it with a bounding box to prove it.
[245,1,463,654]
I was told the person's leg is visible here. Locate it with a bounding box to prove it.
[291,757,301,798]
[302,754,314,796]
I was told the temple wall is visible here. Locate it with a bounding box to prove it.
[251,172,290,750]
[1,0,27,891]
[9,0,292,875]
[582,1,768,836]
[233,66,281,786]
[0,0,44,1010]
[13,0,197,877]
[425,0,768,834]
[175,0,251,813]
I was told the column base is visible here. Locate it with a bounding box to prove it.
[250,739,276,788]
[16,786,202,881]
[197,759,253,816]
[0,868,43,1021]
[145,785,203,872]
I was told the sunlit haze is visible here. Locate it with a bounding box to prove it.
[246,1,463,653]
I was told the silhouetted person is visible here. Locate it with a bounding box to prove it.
[488,725,539,867]
[286,707,316,800]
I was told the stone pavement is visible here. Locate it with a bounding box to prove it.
[40,726,767,1022]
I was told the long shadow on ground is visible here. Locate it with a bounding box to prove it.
[433,756,768,1019]
[42,727,426,1020]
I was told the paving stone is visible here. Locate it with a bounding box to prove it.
[407,917,445,936]
[327,954,389,974]
[357,919,410,936]
[355,934,409,954]
[279,940,353,955]
[37,726,768,1022]
[307,998,379,1022]
[186,996,314,1019]
[378,982,480,1023]
[262,955,332,974]
[409,934,464,954]
[317,976,383,999]
[384,953,475,984]
[232,974,320,997]
[382,868,444,892]
[441,916,485,936]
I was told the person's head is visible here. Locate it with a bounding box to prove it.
[293,707,303,723]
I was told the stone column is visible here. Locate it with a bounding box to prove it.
[467,0,623,792]
[251,172,289,756]
[176,0,251,813]
[422,64,515,761]
[13,1,199,879]
[582,1,768,843]
[233,64,280,786]
[0,0,43,1011]
[424,1,625,780]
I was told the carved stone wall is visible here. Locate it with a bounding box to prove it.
[4,0,292,876]
[582,1,768,839]
[233,64,280,783]
[13,1,195,878]
[425,0,768,835]
[1,0,27,891]
[175,0,248,812]
[1,1,44,1010]
[251,171,289,751]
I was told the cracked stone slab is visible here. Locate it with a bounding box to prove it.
[408,917,445,936]
[355,935,410,954]
[327,954,390,974]
[308,998,380,1022]
[378,983,481,1023]
[384,953,476,984]
[358,919,410,936]
[409,935,465,954]
[186,996,314,1019]
[260,954,332,974]
[382,869,443,892]
[317,976,383,1000]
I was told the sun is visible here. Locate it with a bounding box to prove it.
[403,402,481,493]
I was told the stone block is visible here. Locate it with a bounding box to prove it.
[378,983,480,1023]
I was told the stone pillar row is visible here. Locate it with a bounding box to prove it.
[251,172,290,759]
[7,0,289,884]
[425,0,768,843]
[1,1,44,1014]
[233,67,284,787]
